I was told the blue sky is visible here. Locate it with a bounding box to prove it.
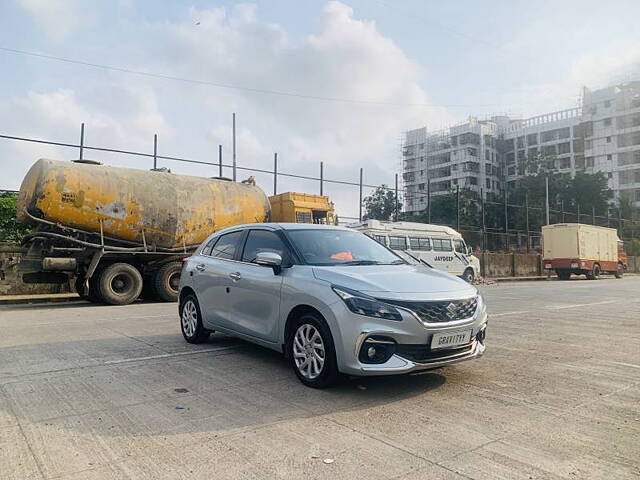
[1,0,639,217]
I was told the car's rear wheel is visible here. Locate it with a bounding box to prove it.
[289,313,339,388]
[180,294,210,343]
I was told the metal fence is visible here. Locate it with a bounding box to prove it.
[2,123,639,252]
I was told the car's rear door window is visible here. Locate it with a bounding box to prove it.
[210,231,244,260]
[241,230,287,263]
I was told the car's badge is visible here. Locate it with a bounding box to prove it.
[446,302,458,318]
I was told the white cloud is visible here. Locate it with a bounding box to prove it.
[15,0,89,42]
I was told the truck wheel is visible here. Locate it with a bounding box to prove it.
[462,268,475,283]
[614,264,623,279]
[76,274,103,303]
[152,261,182,302]
[97,263,143,305]
[556,270,571,280]
[586,264,600,280]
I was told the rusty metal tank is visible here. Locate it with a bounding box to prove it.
[18,158,271,249]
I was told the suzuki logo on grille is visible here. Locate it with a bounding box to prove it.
[445,302,458,318]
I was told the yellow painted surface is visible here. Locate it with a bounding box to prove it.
[18,159,271,249]
[542,223,619,261]
[269,192,336,224]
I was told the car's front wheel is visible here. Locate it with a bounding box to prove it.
[289,313,339,388]
[180,294,210,343]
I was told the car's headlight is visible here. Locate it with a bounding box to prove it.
[332,286,403,321]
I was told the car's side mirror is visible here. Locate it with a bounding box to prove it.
[255,251,283,275]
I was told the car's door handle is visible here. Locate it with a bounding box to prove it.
[229,272,242,281]
[195,264,206,272]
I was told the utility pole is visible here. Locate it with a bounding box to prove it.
[525,192,530,252]
[273,153,278,195]
[319,162,324,196]
[232,113,237,182]
[79,123,85,160]
[358,168,363,222]
[218,145,223,177]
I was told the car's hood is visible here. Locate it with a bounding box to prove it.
[312,264,476,301]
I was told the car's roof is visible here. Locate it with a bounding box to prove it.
[214,222,350,235]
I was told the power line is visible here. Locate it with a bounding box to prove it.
[1,46,529,109]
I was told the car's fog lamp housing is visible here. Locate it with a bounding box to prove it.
[358,336,396,364]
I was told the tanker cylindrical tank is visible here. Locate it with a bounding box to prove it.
[18,158,271,249]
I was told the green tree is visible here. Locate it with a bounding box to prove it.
[406,188,479,228]
[363,185,401,221]
[0,192,30,242]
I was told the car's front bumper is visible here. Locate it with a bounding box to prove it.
[322,298,488,376]
[359,337,485,375]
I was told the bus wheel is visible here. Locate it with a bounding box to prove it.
[462,268,475,283]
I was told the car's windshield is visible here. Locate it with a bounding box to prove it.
[286,229,404,266]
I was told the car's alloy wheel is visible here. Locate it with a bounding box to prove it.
[179,294,210,343]
[182,299,198,337]
[293,323,326,380]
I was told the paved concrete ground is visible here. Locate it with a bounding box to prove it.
[0,278,638,479]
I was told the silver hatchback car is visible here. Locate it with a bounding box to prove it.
[179,224,487,388]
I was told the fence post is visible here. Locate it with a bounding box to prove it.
[561,200,565,223]
[79,123,85,160]
[481,187,486,252]
[545,176,550,225]
[592,206,595,225]
[153,134,158,170]
[320,161,324,196]
[273,153,278,195]
[358,168,363,222]
[525,192,530,252]
[504,187,509,251]
[232,112,237,182]
[577,204,581,224]
[218,145,223,177]
[394,174,399,222]
[456,185,460,231]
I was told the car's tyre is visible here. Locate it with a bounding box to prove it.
[557,270,571,280]
[586,264,600,280]
[96,263,143,305]
[288,312,339,388]
[462,268,475,283]
[152,261,182,302]
[179,294,210,344]
[614,264,623,279]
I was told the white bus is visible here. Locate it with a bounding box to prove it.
[348,220,480,283]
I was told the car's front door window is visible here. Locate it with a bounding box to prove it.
[241,230,287,263]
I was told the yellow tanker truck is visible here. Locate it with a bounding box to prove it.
[14,158,335,305]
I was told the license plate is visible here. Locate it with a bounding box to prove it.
[431,330,472,350]
[545,263,552,269]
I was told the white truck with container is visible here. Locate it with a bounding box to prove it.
[542,223,627,280]
[348,220,480,283]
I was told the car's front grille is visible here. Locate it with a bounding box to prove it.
[382,296,478,323]
[395,343,475,363]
